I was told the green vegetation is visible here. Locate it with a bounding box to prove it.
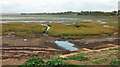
[47,22,114,39]
[2,23,46,38]
[19,57,73,67]
[66,48,118,65]
[101,50,108,52]
[93,57,98,59]
[14,32,36,38]
[109,59,119,65]
[92,51,99,53]
[101,21,119,28]
[21,57,45,67]
[19,48,119,66]
[2,22,117,38]
[45,57,72,67]
[77,53,88,56]
[107,22,118,28]
[106,53,117,58]
[109,48,118,50]
[67,55,89,61]
[91,58,108,64]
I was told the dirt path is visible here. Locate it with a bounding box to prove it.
[59,44,119,58]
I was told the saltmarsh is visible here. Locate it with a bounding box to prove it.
[2,23,47,38]
[2,22,116,38]
[47,22,114,39]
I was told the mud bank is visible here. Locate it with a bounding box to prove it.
[42,36,119,51]
[69,37,119,50]
[2,35,119,51]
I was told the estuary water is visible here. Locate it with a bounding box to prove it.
[1,16,118,24]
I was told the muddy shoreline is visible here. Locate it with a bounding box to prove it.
[69,37,119,49]
[2,34,119,50]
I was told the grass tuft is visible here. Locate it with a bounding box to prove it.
[67,55,89,61]
[91,58,108,64]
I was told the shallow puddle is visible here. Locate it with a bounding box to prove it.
[55,41,78,51]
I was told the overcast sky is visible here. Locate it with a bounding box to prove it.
[0,0,119,13]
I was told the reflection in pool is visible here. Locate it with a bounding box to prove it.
[55,41,78,51]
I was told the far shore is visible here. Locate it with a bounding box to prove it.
[1,15,118,18]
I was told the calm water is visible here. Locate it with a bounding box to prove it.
[1,16,118,24]
[55,41,78,51]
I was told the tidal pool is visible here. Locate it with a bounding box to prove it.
[55,41,78,51]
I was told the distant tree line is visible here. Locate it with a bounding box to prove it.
[21,11,118,16]
[21,11,76,15]
[118,10,120,15]
[77,11,118,16]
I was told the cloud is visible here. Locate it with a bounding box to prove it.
[0,0,119,13]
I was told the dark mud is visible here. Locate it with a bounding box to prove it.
[69,37,119,50]
[2,46,69,60]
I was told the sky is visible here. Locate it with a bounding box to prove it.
[0,0,119,13]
